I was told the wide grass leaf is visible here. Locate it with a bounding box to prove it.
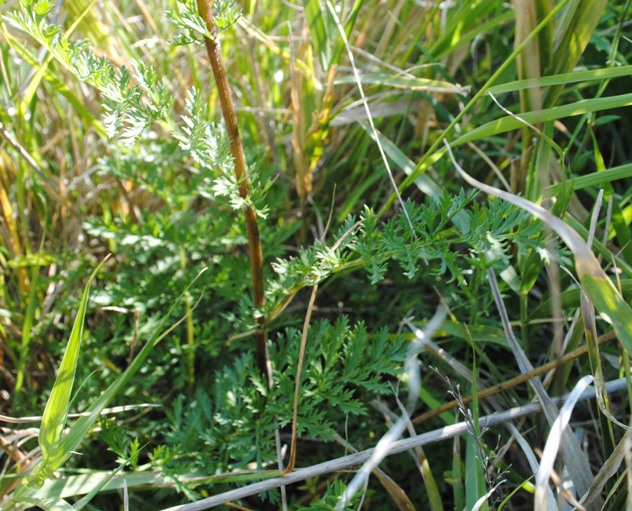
[453,93,632,146]
[303,0,330,70]
[487,65,632,95]
[15,268,205,498]
[38,261,104,468]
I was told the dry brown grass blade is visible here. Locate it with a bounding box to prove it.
[0,154,27,295]
[284,284,318,475]
[512,0,544,192]
[0,121,64,204]
[513,0,543,112]
[290,25,310,202]
[225,502,255,511]
[411,332,616,426]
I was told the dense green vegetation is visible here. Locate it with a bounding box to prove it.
[1,0,631,509]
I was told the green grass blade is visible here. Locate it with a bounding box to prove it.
[71,459,128,510]
[421,456,444,511]
[385,0,575,208]
[544,0,609,105]
[589,128,632,263]
[15,265,39,393]
[487,65,632,95]
[451,435,465,510]
[465,435,488,510]
[303,0,330,70]
[534,0,553,72]
[359,123,472,232]
[19,0,97,113]
[54,274,205,476]
[564,214,632,278]
[529,280,632,320]
[452,93,632,147]
[546,163,632,195]
[0,24,106,137]
[329,0,364,67]
[430,0,511,59]
[35,469,271,500]
[580,273,632,351]
[334,73,467,93]
[359,124,442,201]
[15,497,74,511]
[38,260,105,465]
[465,358,487,511]
[16,270,205,495]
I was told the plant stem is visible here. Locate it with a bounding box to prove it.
[196,0,268,377]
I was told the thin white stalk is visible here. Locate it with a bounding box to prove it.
[335,305,446,509]
[488,267,594,498]
[157,380,631,509]
[534,375,594,511]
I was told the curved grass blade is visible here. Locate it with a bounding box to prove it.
[15,268,206,496]
[443,140,632,354]
[534,375,594,511]
[452,93,632,147]
[487,65,632,95]
[37,259,107,468]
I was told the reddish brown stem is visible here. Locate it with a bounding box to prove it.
[196,0,267,377]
